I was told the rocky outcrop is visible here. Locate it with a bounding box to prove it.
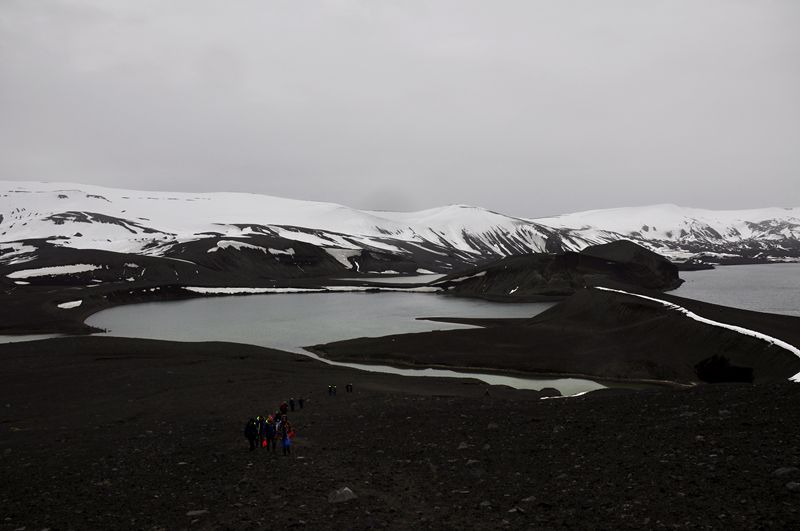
[433,240,682,301]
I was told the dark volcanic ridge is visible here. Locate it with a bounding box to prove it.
[432,240,682,301]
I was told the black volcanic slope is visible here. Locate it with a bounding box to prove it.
[313,287,800,385]
[3,336,800,529]
[434,240,682,301]
[579,239,683,288]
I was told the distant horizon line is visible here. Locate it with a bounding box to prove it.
[1,179,798,219]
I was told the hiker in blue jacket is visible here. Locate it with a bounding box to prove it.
[279,414,293,456]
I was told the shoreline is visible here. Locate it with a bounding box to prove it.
[303,345,686,390]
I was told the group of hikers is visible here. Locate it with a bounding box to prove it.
[244,398,300,455]
[244,385,354,454]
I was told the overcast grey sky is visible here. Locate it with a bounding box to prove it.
[1,0,798,217]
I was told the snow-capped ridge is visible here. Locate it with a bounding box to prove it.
[0,181,554,263]
[1,181,799,275]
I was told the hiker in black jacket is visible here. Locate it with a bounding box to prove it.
[244,418,258,451]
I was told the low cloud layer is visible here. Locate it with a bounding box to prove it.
[1,0,798,216]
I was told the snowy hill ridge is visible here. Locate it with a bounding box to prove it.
[0,181,554,278]
[532,204,800,262]
[1,182,799,284]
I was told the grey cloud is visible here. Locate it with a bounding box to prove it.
[1,0,798,217]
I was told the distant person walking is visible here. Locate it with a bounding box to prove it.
[265,415,277,453]
[298,397,304,409]
[279,415,293,456]
[346,383,353,393]
[289,398,295,412]
[258,415,267,448]
[244,418,258,451]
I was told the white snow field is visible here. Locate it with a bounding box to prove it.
[56,300,83,309]
[6,264,102,279]
[183,286,440,295]
[207,241,268,253]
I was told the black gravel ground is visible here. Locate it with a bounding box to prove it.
[3,337,800,530]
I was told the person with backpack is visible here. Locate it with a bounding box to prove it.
[279,414,293,456]
[265,415,277,453]
[258,415,268,448]
[244,418,258,451]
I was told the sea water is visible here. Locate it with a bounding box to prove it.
[675,263,800,316]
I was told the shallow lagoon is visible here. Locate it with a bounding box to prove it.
[88,291,553,351]
[85,291,609,395]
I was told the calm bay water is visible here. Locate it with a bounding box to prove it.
[674,263,800,316]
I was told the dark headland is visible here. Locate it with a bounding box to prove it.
[312,288,800,385]
[3,241,800,529]
[432,240,684,301]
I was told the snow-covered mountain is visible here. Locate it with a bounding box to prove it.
[532,204,800,263]
[0,181,556,285]
[1,182,798,287]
